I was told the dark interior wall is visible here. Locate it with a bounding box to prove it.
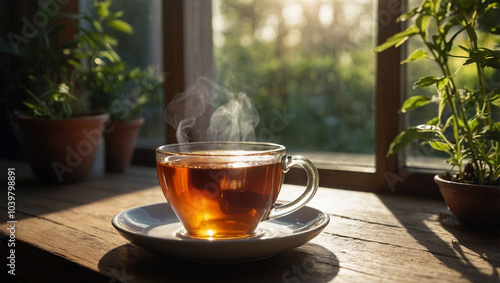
[1,1,25,160]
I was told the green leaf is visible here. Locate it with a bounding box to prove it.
[433,0,443,13]
[483,126,500,142]
[400,95,433,113]
[79,32,100,47]
[105,19,133,34]
[96,0,111,19]
[433,35,443,48]
[111,11,125,20]
[426,117,440,126]
[421,0,433,10]
[414,76,439,88]
[68,59,81,68]
[468,117,479,132]
[438,96,446,124]
[429,141,452,155]
[103,34,118,46]
[464,48,499,68]
[92,20,103,32]
[443,115,454,130]
[374,25,419,52]
[485,89,500,106]
[436,77,450,91]
[397,7,418,22]
[128,68,141,79]
[416,14,431,32]
[458,45,470,53]
[23,102,48,118]
[484,55,500,69]
[387,126,435,156]
[401,49,430,64]
[490,26,500,35]
[98,50,121,63]
[52,93,65,102]
[483,2,500,13]
[23,102,39,111]
[456,116,466,129]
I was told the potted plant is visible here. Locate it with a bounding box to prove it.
[99,65,163,173]
[375,0,500,227]
[2,3,109,183]
[70,0,163,172]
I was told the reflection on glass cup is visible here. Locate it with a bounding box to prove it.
[156,142,319,239]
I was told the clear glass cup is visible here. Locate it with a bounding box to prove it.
[156,142,319,239]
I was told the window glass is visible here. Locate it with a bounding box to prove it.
[212,0,376,168]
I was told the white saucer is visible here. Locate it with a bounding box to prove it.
[112,202,329,263]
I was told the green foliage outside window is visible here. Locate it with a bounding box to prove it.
[213,0,375,153]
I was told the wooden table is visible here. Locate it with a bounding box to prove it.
[1,163,499,282]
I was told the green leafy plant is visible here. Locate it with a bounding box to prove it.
[1,4,82,119]
[375,0,500,185]
[2,0,163,121]
[68,0,163,121]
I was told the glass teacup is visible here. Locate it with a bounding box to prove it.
[156,142,319,239]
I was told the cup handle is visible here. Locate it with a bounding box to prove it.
[265,155,319,220]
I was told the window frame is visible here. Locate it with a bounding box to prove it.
[5,0,439,196]
[144,0,440,196]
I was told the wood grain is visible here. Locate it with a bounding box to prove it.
[1,163,498,282]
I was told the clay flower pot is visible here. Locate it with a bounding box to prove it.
[435,174,500,228]
[16,113,109,183]
[104,117,144,172]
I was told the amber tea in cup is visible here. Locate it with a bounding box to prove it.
[156,142,318,239]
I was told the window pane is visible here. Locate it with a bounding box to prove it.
[212,0,376,168]
[80,0,164,148]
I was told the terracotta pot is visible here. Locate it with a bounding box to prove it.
[16,113,109,183]
[104,117,144,172]
[435,174,500,228]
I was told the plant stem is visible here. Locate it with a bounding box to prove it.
[424,15,465,179]
[432,4,484,183]
[459,4,491,184]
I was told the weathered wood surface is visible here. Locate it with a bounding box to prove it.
[1,162,499,282]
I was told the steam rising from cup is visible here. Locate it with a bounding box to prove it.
[165,78,260,143]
